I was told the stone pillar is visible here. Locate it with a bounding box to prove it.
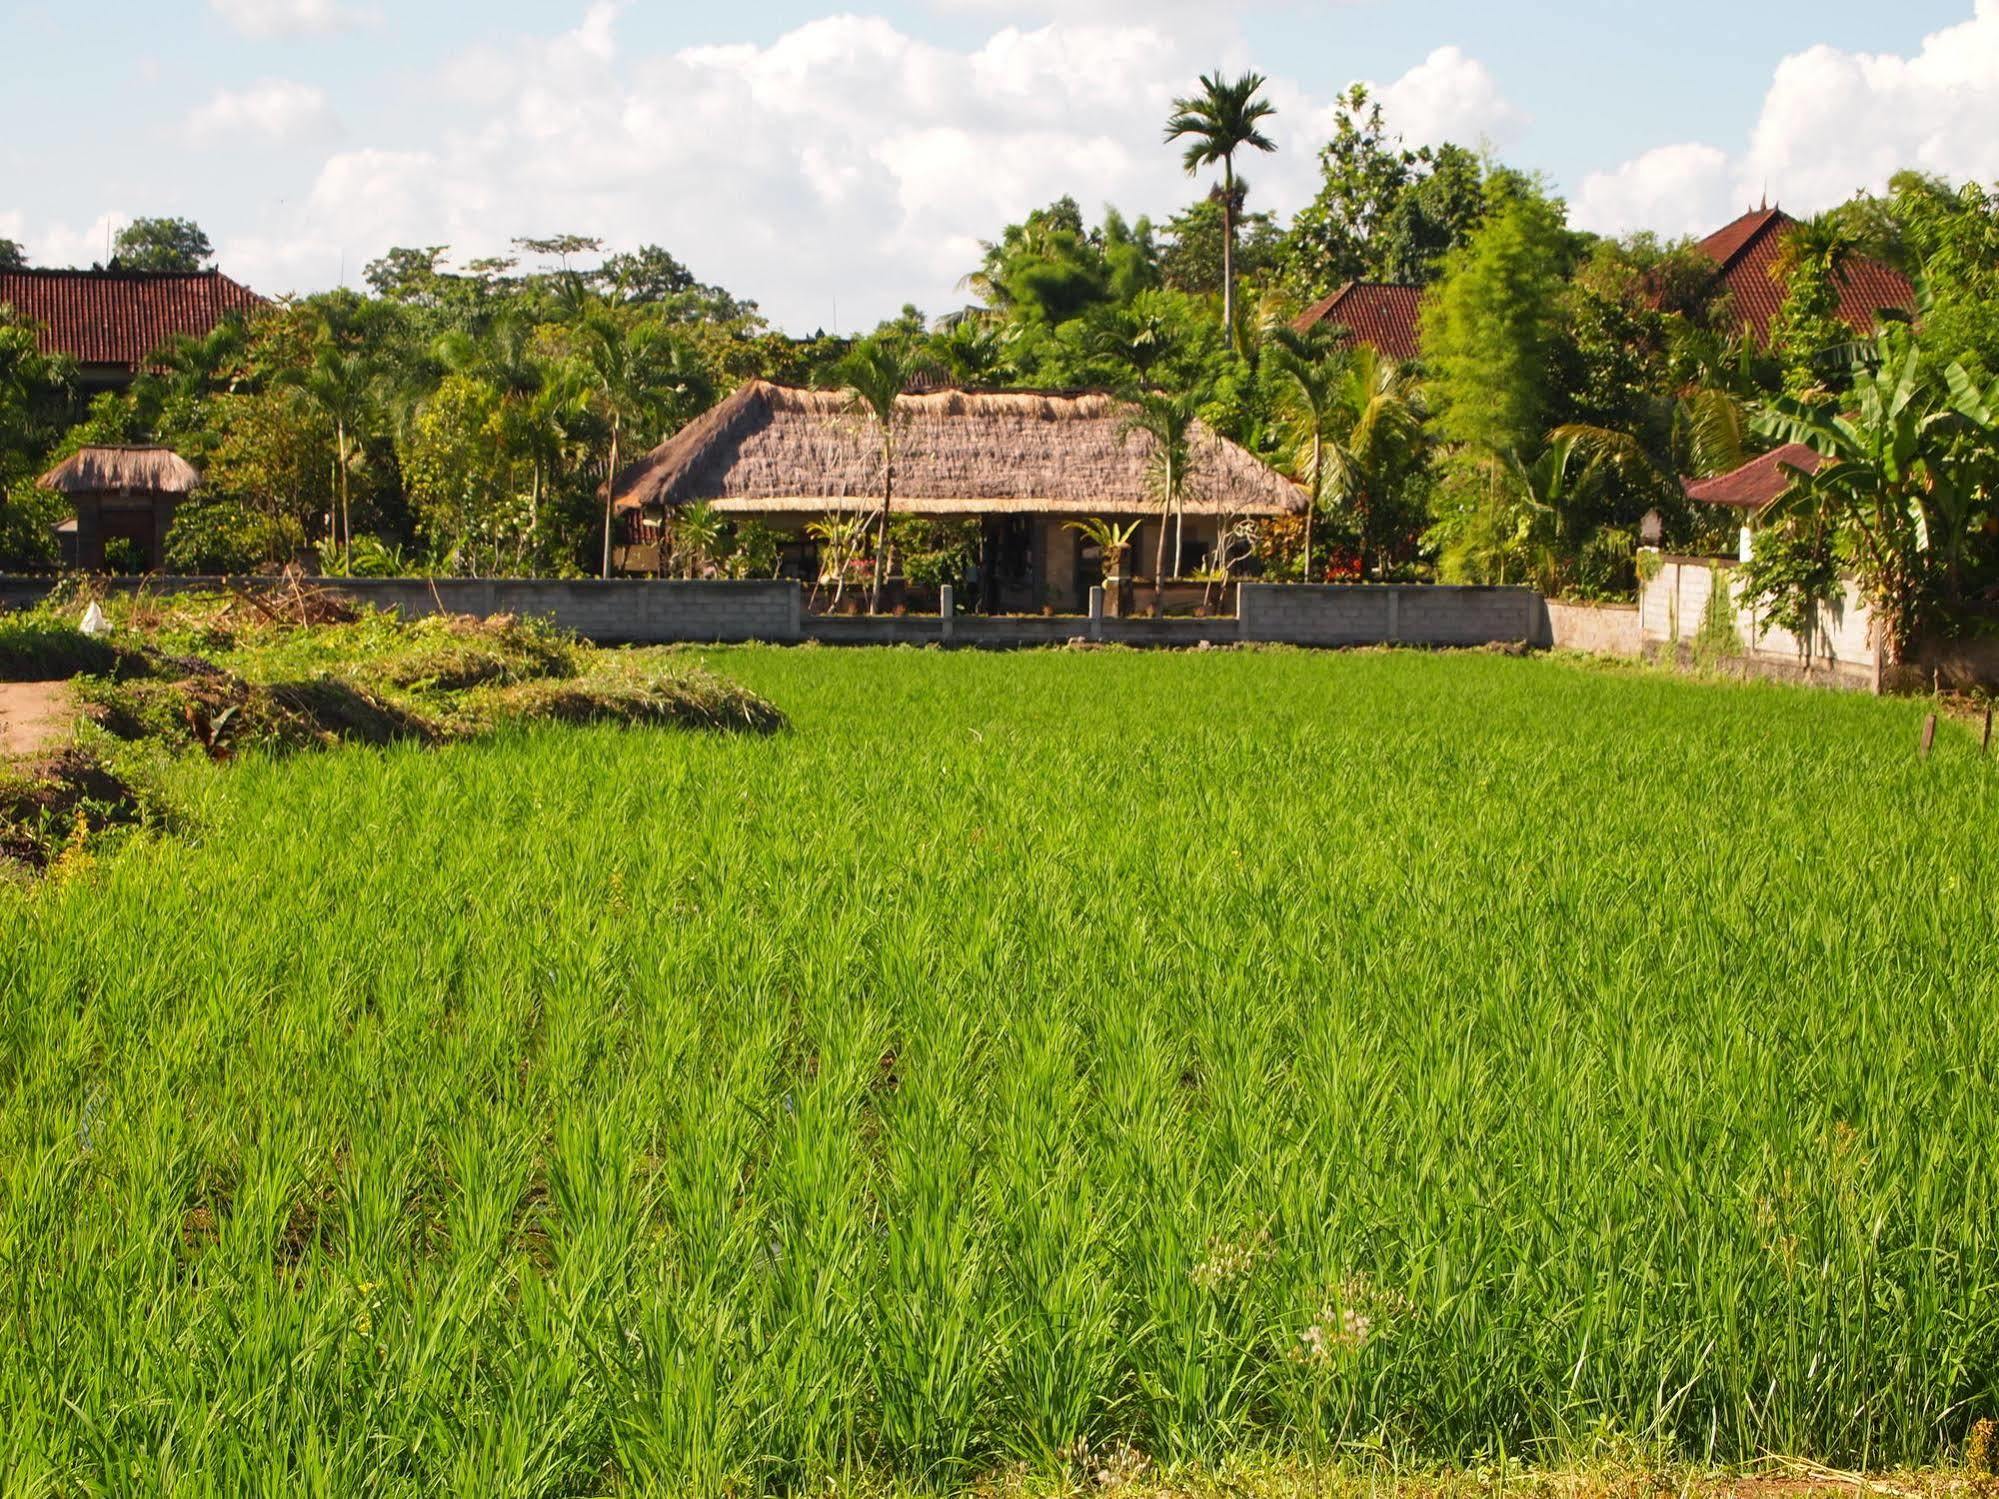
[939,584,955,643]
[1087,586,1104,642]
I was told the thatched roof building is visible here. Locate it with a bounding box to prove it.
[39,445,202,496]
[39,445,201,573]
[613,381,1304,519]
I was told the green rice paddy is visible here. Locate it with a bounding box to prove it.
[2,648,1995,1495]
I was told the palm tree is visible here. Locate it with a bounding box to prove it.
[1269,330,1339,581]
[570,309,704,579]
[1165,72,1277,345]
[833,336,923,614]
[437,313,556,541]
[1272,333,1424,580]
[1120,390,1200,612]
[286,339,383,563]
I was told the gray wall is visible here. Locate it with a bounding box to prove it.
[1239,583,1542,647]
[1,576,1598,654]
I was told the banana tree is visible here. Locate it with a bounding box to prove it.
[1754,327,1987,653]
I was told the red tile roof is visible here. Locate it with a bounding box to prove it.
[1292,282,1425,362]
[0,268,265,371]
[1696,208,1913,344]
[1683,443,1823,509]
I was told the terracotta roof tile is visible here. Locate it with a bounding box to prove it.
[1292,282,1425,362]
[0,268,265,371]
[1696,208,1914,343]
[1683,443,1823,509]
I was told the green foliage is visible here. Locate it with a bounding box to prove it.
[1159,197,1281,298]
[1871,173,1999,375]
[1279,88,1490,293]
[1757,325,1999,651]
[0,476,67,572]
[108,217,215,273]
[1,649,1995,1482]
[1741,519,1845,663]
[719,518,783,580]
[890,517,979,588]
[164,498,291,574]
[1422,183,1575,456]
[1691,571,1743,665]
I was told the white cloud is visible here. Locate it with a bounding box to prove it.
[213,7,1525,329]
[187,80,336,143]
[209,0,366,39]
[1572,144,1733,240]
[1375,46,1527,151]
[1576,1,1999,239]
[28,213,127,271]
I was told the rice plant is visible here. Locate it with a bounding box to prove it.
[0,648,1994,1495]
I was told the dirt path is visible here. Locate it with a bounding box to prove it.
[0,681,75,759]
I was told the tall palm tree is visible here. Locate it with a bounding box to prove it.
[1269,330,1340,581]
[286,339,383,562]
[1165,72,1277,345]
[1120,390,1200,612]
[571,309,703,579]
[834,336,923,615]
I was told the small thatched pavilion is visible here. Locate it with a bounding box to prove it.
[39,445,201,573]
[611,381,1304,612]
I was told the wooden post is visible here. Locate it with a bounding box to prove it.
[1920,714,1937,760]
[1983,705,1993,755]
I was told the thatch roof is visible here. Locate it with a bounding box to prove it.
[613,381,1305,519]
[38,445,201,496]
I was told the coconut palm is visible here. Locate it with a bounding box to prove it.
[1272,334,1424,580]
[1165,72,1278,345]
[834,336,924,614]
[570,309,705,579]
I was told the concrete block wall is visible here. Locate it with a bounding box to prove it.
[1638,556,1880,687]
[1239,584,1540,647]
[331,579,801,644]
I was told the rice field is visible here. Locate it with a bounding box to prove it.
[2,647,1995,1495]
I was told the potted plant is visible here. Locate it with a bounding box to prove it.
[1065,517,1141,619]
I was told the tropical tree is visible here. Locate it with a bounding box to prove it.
[1757,326,1999,653]
[834,335,923,614]
[1120,390,1200,608]
[109,217,214,273]
[1165,71,1278,344]
[569,307,705,578]
[1270,331,1426,580]
[285,337,384,561]
[437,312,560,541]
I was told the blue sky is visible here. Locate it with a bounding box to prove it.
[3,1,1994,330]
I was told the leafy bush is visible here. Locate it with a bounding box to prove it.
[0,478,66,573]
[165,500,290,575]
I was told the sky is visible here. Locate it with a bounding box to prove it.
[3,0,1997,333]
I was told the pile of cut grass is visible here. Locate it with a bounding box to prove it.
[1,592,781,873]
[0,648,1995,1492]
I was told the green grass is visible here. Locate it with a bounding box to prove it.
[1,647,1995,1495]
